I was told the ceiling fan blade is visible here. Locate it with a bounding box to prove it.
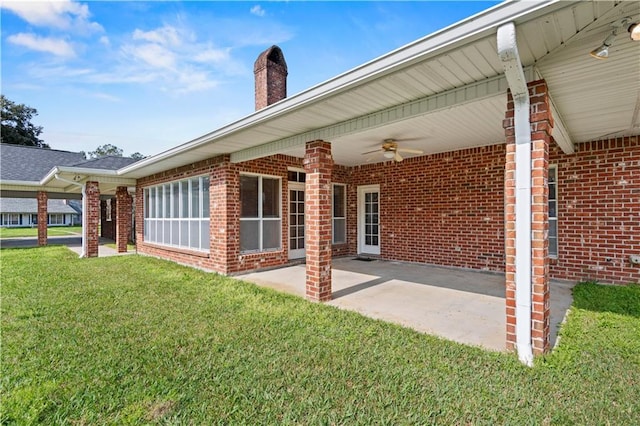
[397,148,424,154]
[394,151,403,162]
[361,149,381,155]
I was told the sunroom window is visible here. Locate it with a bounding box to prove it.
[143,175,210,251]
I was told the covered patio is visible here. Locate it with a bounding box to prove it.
[237,258,575,352]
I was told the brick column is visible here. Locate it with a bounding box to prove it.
[210,160,240,274]
[115,186,132,253]
[84,181,100,258]
[304,140,333,302]
[37,191,48,246]
[503,80,553,355]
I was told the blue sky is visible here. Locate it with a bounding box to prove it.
[1,1,499,157]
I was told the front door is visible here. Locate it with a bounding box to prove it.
[357,185,381,255]
[289,184,305,259]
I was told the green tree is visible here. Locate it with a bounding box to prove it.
[88,144,123,158]
[130,152,145,160]
[0,95,49,148]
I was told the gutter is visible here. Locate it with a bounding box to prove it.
[54,174,87,258]
[497,22,534,367]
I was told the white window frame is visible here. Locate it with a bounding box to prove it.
[48,214,65,225]
[143,175,210,252]
[549,165,558,258]
[240,173,282,253]
[332,184,347,244]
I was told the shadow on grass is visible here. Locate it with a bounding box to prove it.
[572,281,640,318]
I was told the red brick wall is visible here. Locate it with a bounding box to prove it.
[349,144,506,271]
[85,181,100,258]
[550,136,639,284]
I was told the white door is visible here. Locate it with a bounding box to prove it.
[357,185,381,255]
[288,184,306,259]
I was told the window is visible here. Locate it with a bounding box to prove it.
[2,214,20,226]
[287,170,306,183]
[333,184,346,244]
[240,174,281,252]
[48,214,65,225]
[143,175,210,251]
[549,165,558,258]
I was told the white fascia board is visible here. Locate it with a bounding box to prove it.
[40,166,118,186]
[118,0,562,177]
[0,179,42,188]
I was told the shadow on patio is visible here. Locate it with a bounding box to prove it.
[236,257,575,352]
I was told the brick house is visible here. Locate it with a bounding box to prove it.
[1,1,638,363]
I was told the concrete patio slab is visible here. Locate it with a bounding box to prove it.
[236,258,575,352]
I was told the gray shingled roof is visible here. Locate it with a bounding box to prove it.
[0,144,139,182]
[1,144,87,182]
[0,198,79,214]
[74,156,139,170]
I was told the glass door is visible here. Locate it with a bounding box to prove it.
[289,184,305,259]
[357,185,380,255]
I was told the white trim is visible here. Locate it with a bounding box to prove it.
[357,184,381,256]
[332,184,347,245]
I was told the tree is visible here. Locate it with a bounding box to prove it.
[0,95,49,148]
[88,144,123,158]
[130,152,145,160]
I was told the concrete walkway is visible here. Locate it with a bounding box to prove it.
[237,257,575,352]
[0,235,134,257]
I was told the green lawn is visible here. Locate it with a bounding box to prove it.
[1,246,639,424]
[0,226,82,239]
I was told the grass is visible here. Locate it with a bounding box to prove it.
[1,246,639,424]
[0,226,82,239]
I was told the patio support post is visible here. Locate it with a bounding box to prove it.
[304,140,333,302]
[210,159,240,274]
[504,80,553,356]
[37,191,48,246]
[84,181,100,258]
[115,186,132,253]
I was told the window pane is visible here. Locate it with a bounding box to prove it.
[240,220,260,251]
[333,218,346,244]
[288,171,297,182]
[549,201,557,218]
[180,220,189,247]
[172,182,179,218]
[202,177,210,218]
[200,220,210,250]
[241,176,259,218]
[263,220,281,250]
[191,178,199,218]
[163,221,171,245]
[144,219,150,240]
[144,189,149,218]
[164,185,170,219]
[171,221,179,246]
[190,220,199,249]
[262,178,280,218]
[549,237,558,257]
[149,188,156,218]
[181,181,189,217]
[333,185,345,217]
[149,219,156,242]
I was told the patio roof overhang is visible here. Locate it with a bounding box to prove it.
[117,0,638,178]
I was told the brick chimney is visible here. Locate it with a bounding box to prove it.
[254,45,288,110]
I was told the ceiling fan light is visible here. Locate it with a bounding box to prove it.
[589,44,609,59]
[629,23,640,41]
[383,151,395,159]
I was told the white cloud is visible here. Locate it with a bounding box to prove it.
[8,33,76,58]
[194,48,230,64]
[99,36,110,47]
[132,25,186,47]
[123,43,177,69]
[1,0,103,34]
[250,5,266,17]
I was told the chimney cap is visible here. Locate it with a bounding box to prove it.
[254,45,288,74]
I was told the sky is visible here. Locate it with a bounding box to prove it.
[1,0,500,158]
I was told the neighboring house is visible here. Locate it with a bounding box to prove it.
[0,198,80,227]
[0,1,638,363]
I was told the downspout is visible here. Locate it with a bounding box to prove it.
[54,174,87,258]
[497,22,533,366]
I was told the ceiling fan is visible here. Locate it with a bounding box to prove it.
[362,139,424,162]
